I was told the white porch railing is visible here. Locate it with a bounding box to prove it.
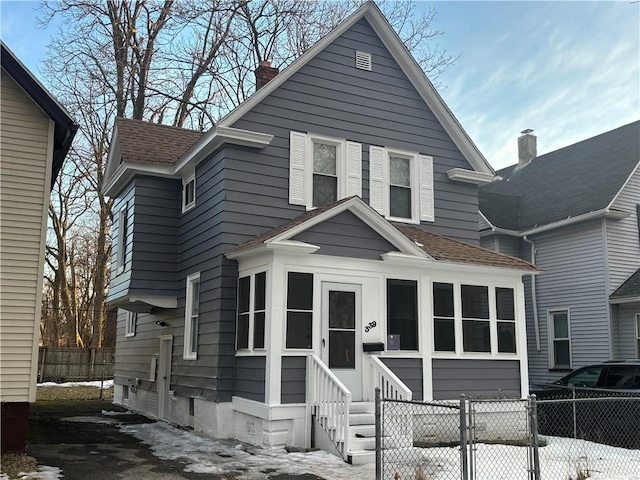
[370,356,412,400]
[307,354,352,459]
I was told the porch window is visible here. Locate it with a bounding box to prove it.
[462,285,490,352]
[387,279,418,350]
[496,287,516,353]
[183,272,200,359]
[236,271,267,351]
[549,310,571,368]
[433,282,455,352]
[286,272,313,349]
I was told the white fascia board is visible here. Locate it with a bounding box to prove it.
[522,209,630,236]
[609,296,640,305]
[433,261,539,277]
[104,163,175,197]
[129,295,178,309]
[226,244,270,260]
[447,168,495,185]
[266,240,320,255]
[173,126,273,176]
[607,160,640,210]
[362,8,494,176]
[216,3,372,129]
[381,251,433,265]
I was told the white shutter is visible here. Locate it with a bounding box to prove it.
[345,141,362,198]
[289,131,307,206]
[419,154,434,222]
[369,146,385,214]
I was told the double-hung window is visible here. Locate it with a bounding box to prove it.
[182,175,196,212]
[289,132,362,210]
[236,272,267,351]
[462,285,491,352]
[496,287,516,353]
[549,310,571,368]
[183,273,200,359]
[369,146,433,223]
[285,272,313,349]
[433,282,455,352]
[116,204,129,274]
[125,311,137,337]
[387,279,418,351]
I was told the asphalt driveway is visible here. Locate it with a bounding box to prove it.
[27,401,325,480]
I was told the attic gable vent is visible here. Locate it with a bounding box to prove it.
[355,51,372,71]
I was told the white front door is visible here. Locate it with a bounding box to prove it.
[158,335,172,420]
[321,282,363,401]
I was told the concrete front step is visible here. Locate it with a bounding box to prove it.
[347,450,376,465]
[349,402,374,414]
[349,413,375,425]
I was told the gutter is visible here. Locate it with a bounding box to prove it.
[523,235,540,352]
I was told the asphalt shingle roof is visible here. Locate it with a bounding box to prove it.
[480,121,640,231]
[230,198,537,271]
[116,117,203,166]
[610,268,640,300]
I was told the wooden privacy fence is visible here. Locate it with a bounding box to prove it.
[37,348,115,383]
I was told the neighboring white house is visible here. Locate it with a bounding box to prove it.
[0,42,77,453]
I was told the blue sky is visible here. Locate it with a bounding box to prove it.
[2,1,638,169]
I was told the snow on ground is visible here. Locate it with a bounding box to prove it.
[0,466,63,480]
[118,419,640,480]
[37,380,113,388]
[100,409,132,416]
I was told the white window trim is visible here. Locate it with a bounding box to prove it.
[635,313,640,359]
[125,311,137,337]
[370,145,434,224]
[431,281,520,359]
[182,174,196,213]
[183,272,201,360]
[289,131,362,210]
[548,309,572,369]
[385,276,421,353]
[116,206,127,275]
[236,270,268,352]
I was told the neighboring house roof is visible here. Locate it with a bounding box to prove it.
[480,121,640,232]
[229,196,538,272]
[115,117,204,166]
[610,268,640,303]
[1,41,78,189]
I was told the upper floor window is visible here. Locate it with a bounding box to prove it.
[387,279,418,351]
[237,271,267,351]
[182,175,196,212]
[125,311,137,337]
[289,132,362,210]
[370,146,433,223]
[549,310,571,369]
[116,204,129,275]
[183,272,200,359]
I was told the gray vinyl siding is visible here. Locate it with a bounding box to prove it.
[114,308,175,391]
[234,356,266,402]
[526,220,610,384]
[292,210,395,260]
[480,235,495,251]
[381,358,423,400]
[432,359,520,400]
[107,182,135,302]
[607,166,640,293]
[612,304,640,360]
[281,356,306,404]
[229,17,480,244]
[496,235,521,258]
[129,176,179,296]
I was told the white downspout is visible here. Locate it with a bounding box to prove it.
[523,235,541,351]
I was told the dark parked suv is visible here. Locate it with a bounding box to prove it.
[531,361,640,449]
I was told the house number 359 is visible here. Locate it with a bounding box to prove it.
[364,321,377,333]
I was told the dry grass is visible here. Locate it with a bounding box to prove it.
[0,453,38,479]
[36,385,113,402]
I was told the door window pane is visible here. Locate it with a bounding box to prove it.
[387,279,418,350]
[329,331,355,369]
[329,291,355,329]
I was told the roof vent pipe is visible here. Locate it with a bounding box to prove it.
[518,129,537,166]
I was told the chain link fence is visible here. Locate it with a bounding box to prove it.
[376,388,640,480]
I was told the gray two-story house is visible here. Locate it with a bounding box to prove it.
[104,2,536,463]
[479,122,640,384]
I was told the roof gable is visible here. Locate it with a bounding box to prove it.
[201,2,493,176]
[480,121,640,231]
[610,268,640,302]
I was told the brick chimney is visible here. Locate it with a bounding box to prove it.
[518,129,537,166]
[255,61,279,90]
